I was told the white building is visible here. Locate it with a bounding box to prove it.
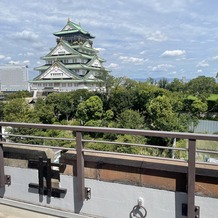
[0,64,29,91]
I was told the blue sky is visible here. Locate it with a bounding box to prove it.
[0,0,218,80]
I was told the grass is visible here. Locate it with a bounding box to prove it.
[196,140,218,161]
[175,139,218,161]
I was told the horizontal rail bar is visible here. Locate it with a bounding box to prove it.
[83,148,187,163]
[1,141,76,151]
[196,149,218,155]
[1,133,76,142]
[83,139,188,151]
[1,122,218,141]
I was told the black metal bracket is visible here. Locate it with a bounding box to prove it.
[182,203,200,217]
[0,144,11,188]
[85,187,91,200]
[28,157,67,198]
[5,175,11,186]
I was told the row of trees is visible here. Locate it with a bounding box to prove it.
[149,75,218,96]
[2,75,216,155]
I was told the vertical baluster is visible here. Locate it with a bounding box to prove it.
[76,131,85,201]
[0,125,5,188]
[187,139,196,218]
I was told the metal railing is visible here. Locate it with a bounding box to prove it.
[0,122,218,218]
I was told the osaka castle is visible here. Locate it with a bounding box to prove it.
[29,19,109,94]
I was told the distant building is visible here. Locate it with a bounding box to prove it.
[29,18,109,96]
[0,64,29,91]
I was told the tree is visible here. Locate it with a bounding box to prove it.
[190,99,208,117]
[186,76,216,95]
[3,98,33,122]
[158,78,168,89]
[116,109,145,129]
[76,95,103,124]
[108,86,136,116]
[166,78,185,92]
[147,95,178,131]
[34,98,55,124]
[6,90,32,100]
[56,93,73,121]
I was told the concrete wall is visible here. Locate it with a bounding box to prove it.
[1,146,218,217]
[0,166,217,218]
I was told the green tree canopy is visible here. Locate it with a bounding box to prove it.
[147,95,178,131]
[116,109,145,129]
[186,76,216,95]
[3,98,33,122]
[166,78,185,92]
[76,95,103,124]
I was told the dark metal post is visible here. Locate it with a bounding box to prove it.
[38,157,44,195]
[187,139,196,218]
[46,159,52,197]
[0,125,5,188]
[76,132,85,201]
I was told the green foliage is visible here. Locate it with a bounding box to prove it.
[76,95,103,124]
[186,76,216,95]
[34,98,55,124]
[108,86,136,116]
[147,95,178,131]
[116,109,145,129]
[4,74,218,157]
[190,99,208,116]
[158,78,168,89]
[166,78,185,92]
[114,134,146,154]
[6,90,32,100]
[174,139,188,160]
[3,98,33,122]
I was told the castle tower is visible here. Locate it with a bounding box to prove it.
[29,19,109,94]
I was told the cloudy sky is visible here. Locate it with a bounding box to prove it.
[1,0,218,80]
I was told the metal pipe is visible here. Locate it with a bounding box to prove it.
[0,125,5,188]
[76,132,85,202]
[187,139,196,218]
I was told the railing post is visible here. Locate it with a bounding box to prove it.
[76,132,85,201]
[187,139,196,218]
[0,125,5,188]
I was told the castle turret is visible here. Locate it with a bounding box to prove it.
[29,19,109,94]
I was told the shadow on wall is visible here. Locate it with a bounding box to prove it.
[0,186,5,197]
[175,192,187,218]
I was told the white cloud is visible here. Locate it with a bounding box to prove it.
[12,30,38,42]
[146,31,168,42]
[211,55,218,60]
[23,60,30,65]
[146,0,191,13]
[149,64,174,72]
[95,48,106,53]
[0,55,11,61]
[118,56,147,65]
[196,60,209,67]
[197,69,203,73]
[108,63,119,68]
[0,55,5,60]
[5,56,11,61]
[8,60,20,65]
[161,50,186,57]
[27,52,34,56]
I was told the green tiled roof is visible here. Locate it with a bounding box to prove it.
[53,20,94,38]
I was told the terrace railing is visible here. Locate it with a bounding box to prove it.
[0,122,218,218]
